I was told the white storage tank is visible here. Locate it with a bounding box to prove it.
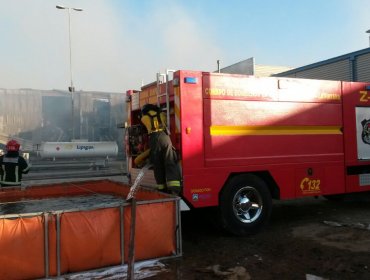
[39,141,118,159]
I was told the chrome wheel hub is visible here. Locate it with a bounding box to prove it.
[233,186,263,223]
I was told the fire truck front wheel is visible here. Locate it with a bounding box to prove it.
[219,174,272,236]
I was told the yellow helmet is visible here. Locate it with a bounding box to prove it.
[140,104,167,133]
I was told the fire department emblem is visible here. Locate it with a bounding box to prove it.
[361,119,370,145]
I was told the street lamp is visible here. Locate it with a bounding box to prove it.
[366,29,370,48]
[56,5,83,140]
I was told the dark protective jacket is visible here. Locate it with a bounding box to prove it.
[138,106,181,194]
[149,130,181,194]
[0,152,30,186]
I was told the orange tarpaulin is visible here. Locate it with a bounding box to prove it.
[124,202,176,261]
[0,216,45,280]
[0,180,179,279]
[60,208,121,273]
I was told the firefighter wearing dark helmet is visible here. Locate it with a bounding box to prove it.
[135,104,181,195]
[0,140,30,187]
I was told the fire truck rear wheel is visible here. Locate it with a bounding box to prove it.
[219,174,272,236]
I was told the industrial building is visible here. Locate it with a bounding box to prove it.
[0,89,125,155]
[274,47,370,82]
[220,48,370,83]
[219,57,292,77]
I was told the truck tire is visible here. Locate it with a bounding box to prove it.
[219,174,272,236]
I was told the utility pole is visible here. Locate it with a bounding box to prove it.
[56,5,83,140]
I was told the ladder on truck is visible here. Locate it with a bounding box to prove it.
[156,69,175,132]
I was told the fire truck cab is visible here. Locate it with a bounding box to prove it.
[125,70,370,235]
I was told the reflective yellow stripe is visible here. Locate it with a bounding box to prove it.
[0,181,21,185]
[210,125,342,136]
[23,165,30,172]
[174,87,181,134]
[167,180,181,187]
[15,166,19,183]
[157,184,166,190]
[149,128,164,134]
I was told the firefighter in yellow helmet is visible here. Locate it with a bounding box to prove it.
[135,104,181,195]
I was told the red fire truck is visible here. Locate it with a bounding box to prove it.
[125,70,370,235]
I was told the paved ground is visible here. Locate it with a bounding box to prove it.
[155,194,370,280]
[19,170,370,279]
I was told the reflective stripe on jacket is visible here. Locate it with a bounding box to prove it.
[0,154,29,186]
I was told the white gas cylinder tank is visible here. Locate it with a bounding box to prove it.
[39,141,118,159]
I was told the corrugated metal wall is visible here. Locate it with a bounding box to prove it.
[0,89,43,135]
[221,57,255,75]
[281,59,352,81]
[0,89,126,154]
[356,52,370,82]
[275,49,370,83]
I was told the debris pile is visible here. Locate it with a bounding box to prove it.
[323,220,370,230]
[199,264,251,280]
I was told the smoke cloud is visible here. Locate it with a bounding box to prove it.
[1,0,369,92]
[0,0,222,92]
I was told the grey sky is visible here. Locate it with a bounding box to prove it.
[1,0,369,92]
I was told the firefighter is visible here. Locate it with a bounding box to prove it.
[0,140,30,187]
[135,104,181,195]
